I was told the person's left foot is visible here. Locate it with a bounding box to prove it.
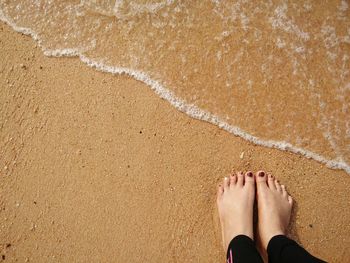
[217,171,255,251]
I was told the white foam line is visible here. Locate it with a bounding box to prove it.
[0,8,40,42]
[1,12,349,175]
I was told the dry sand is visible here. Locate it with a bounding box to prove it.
[0,22,349,262]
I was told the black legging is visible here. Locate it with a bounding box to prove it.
[226,235,326,263]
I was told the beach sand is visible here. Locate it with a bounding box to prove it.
[0,22,349,262]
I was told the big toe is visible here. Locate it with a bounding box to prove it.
[256,170,268,191]
[244,171,255,186]
[256,170,267,183]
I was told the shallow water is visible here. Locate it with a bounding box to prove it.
[1,0,349,174]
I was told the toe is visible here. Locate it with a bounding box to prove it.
[223,176,230,190]
[281,185,287,197]
[217,184,224,199]
[267,173,276,190]
[256,171,268,195]
[255,170,267,183]
[244,171,255,185]
[274,179,282,192]
[237,171,244,186]
[230,173,237,186]
[288,195,293,205]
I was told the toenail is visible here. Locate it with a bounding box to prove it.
[247,172,253,177]
[224,177,228,180]
[258,171,265,177]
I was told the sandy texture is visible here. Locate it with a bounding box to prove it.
[0,23,349,262]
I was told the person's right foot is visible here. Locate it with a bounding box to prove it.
[256,171,293,249]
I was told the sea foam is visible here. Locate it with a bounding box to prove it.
[1,5,349,175]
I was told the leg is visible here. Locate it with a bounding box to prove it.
[256,171,326,263]
[226,235,263,263]
[267,235,326,263]
[217,171,263,263]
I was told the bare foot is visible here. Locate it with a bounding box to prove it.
[216,171,255,251]
[256,171,293,249]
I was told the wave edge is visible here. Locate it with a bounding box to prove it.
[1,12,349,175]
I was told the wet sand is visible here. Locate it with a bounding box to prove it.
[0,23,349,262]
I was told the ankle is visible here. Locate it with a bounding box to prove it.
[264,230,285,249]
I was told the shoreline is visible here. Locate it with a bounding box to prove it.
[0,14,348,175]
